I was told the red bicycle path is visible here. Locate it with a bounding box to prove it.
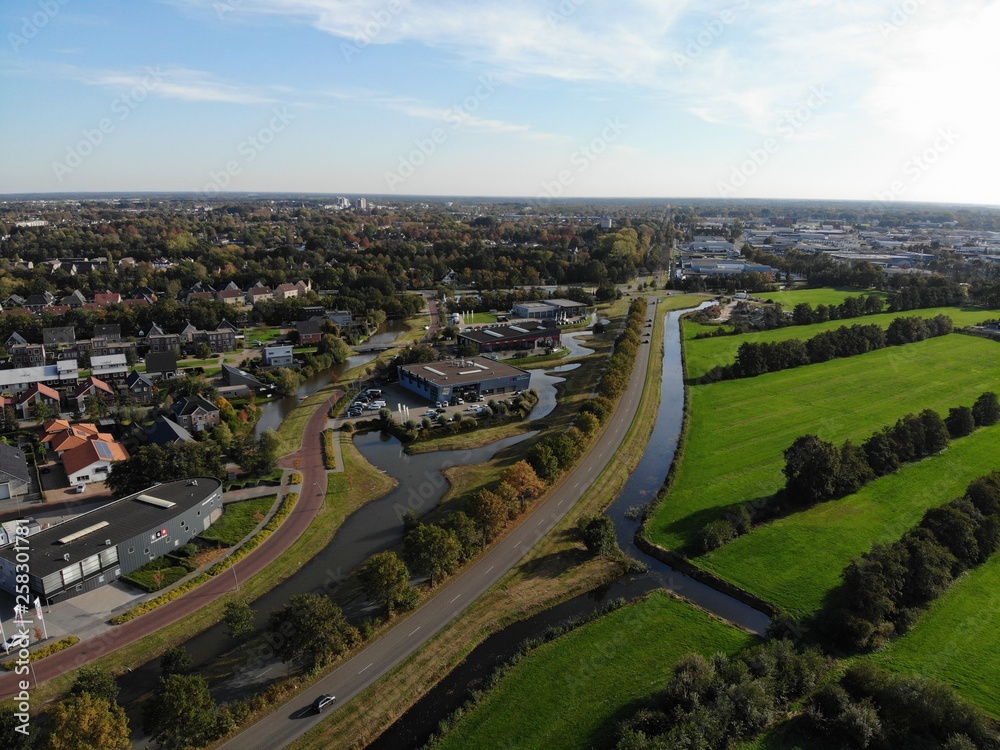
[0,392,339,699]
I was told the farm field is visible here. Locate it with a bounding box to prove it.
[698,421,1000,619]
[876,551,1000,718]
[435,593,755,750]
[647,332,1000,554]
[683,305,989,381]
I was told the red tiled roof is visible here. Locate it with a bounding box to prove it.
[18,382,59,404]
[62,439,128,477]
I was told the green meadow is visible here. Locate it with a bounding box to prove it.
[876,552,1000,718]
[648,332,1000,555]
[683,305,989,381]
[699,423,1000,619]
[760,286,890,311]
[436,593,755,750]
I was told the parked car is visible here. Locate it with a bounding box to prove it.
[2,635,26,654]
[311,694,336,713]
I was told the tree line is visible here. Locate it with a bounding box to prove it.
[701,314,954,383]
[695,392,1000,554]
[594,297,648,400]
[805,662,1000,750]
[829,470,1000,652]
[615,640,830,750]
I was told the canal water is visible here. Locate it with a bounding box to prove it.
[253,321,408,438]
[369,301,770,749]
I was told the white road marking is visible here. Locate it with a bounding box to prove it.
[359,663,373,674]
[514,541,521,547]
[255,668,272,678]
[409,626,421,637]
[485,565,494,574]
[450,594,461,603]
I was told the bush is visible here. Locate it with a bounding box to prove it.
[3,636,80,670]
[695,519,736,554]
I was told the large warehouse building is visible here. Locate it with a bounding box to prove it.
[398,356,531,404]
[512,298,589,321]
[457,321,561,355]
[0,477,223,603]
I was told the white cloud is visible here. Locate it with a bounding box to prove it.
[77,66,278,104]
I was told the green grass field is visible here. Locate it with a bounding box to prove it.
[699,422,1000,619]
[759,286,890,311]
[648,333,1000,558]
[199,496,276,546]
[436,593,755,750]
[683,305,989,382]
[876,552,1000,718]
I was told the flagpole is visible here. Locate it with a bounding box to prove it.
[34,598,47,641]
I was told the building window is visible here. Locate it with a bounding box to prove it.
[144,548,150,555]
[128,546,134,554]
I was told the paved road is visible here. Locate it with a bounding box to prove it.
[0,392,340,699]
[222,299,662,750]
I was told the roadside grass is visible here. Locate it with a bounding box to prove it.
[121,559,189,593]
[647,333,1000,555]
[23,433,394,710]
[290,295,708,748]
[874,550,1000,718]
[274,381,339,457]
[199,496,276,546]
[683,305,989,382]
[436,593,755,750]
[761,286,890,310]
[506,348,572,367]
[699,421,1000,619]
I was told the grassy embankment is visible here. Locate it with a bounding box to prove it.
[436,593,755,750]
[291,292,723,748]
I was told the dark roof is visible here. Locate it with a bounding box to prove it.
[172,394,219,417]
[23,294,52,307]
[221,363,266,389]
[0,442,30,485]
[398,356,529,387]
[126,369,154,389]
[146,416,194,446]
[43,326,77,346]
[0,477,222,577]
[145,351,178,375]
[94,324,121,340]
[295,318,323,336]
[217,320,239,332]
[458,320,559,345]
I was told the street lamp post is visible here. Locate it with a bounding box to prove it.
[227,554,239,591]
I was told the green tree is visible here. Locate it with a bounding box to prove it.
[70,666,120,705]
[48,693,131,750]
[403,524,463,585]
[0,703,38,749]
[580,515,621,558]
[783,435,841,505]
[160,646,192,676]
[316,334,351,364]
[145,674,217,750]
[358,551,415,614]
[223,597,255,642]
[945,406,976,439]
[526,443,560,482]
[194,342,213,359]
[971,391,1000,427]
[267,594,359,671]
[84,395,107,421]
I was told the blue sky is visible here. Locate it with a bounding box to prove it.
[1,0,997,204]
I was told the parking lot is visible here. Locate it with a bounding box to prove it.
[341,382,521,424]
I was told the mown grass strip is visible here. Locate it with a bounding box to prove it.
[434,593,755,750]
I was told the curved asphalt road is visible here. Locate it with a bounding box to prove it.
[222,298,663,750]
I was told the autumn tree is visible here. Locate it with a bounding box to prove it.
[469,488,508,542]
[48,693,131,750]
[500,460,545,506]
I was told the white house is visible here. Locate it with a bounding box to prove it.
[90,354,128,381]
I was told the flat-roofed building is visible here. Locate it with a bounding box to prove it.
[457,321,560,354]
[0,477,223,603]
[397,356,530,404]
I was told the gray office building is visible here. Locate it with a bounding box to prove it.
[0,477,223,603]
[397,356,531,404]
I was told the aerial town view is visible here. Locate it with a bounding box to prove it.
[1,1,998,749]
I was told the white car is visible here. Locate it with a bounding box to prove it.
[3,635,27,653]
